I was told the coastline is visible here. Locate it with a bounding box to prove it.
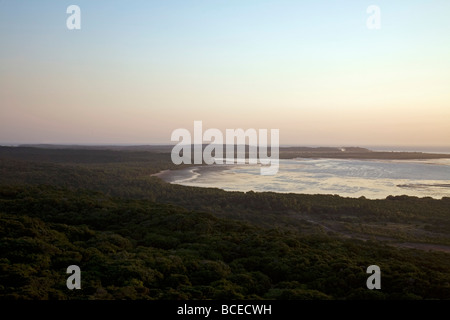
[152,157,450,200]
[151,164,236,183]
[152,151,450,182]
[151,169,170,177]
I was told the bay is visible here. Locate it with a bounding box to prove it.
[157,158,450,199]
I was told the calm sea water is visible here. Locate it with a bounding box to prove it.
[158,158,450,199]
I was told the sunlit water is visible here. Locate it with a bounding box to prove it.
[157,158,450,199]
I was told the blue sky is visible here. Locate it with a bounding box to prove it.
[1,1,450,146]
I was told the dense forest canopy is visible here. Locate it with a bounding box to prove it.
[0,146,449,299]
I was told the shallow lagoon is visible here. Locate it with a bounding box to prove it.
[157,158,450,199]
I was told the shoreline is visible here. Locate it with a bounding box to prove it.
[151,164,236,182]
[151,169,170,177]
[152,158,450,200]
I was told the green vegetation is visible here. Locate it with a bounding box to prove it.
[1,185,449,300]
[0,146,449,300]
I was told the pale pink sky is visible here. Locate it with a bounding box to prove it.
[1,1,450,147]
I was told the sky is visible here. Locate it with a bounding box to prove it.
[1,0,450,147]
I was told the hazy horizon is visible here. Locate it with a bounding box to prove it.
[2,142,450,154]
[1,1,450,146]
